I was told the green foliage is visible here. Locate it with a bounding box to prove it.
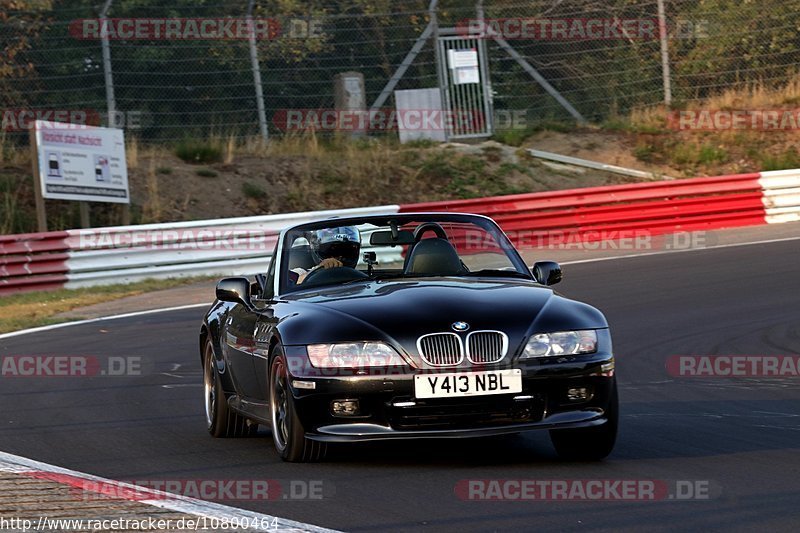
[195,167,219,177]
[402,139,439,149]
[669,142,729,167]
[492,128,536,147]
[761,149,800,171]
[242,181,267,199]
[492,121,576,147]
[0,174,32,234]
[176,140,223,164]
[633,144,657,163]
[698,144,728,165]
[673,0,800,100]
[602,120,666,135]
[408,150,528,199]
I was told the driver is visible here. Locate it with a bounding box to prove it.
[290,226,361,284]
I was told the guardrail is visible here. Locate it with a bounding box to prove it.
[2,170,799,295]
[759,169,800,224]
[401,173,768,242]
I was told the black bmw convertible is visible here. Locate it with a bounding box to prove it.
[200,213,617,462]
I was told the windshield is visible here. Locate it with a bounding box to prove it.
[280,216,530,293]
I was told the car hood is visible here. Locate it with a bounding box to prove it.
[277,278,607,365]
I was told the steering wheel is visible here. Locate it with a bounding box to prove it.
[302,266,368,285]
[413,222,448,242]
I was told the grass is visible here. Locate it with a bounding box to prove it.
[633,143,658,163]
[1,130,536,232]
[761,148,800,171]
[141,158,162,223]
[0,276,213,334]
[242,181,266,199]
[670,142,729,167]
[698,144,728,165]
[697,76,800,110]
[195,168,218,177]
[0,174,30,234]
[603,77,800,174]
[175,139,223,164]
[5,82,800,234]
[127,136,140,170]
[224,134,236,164]
[491,120,575,146]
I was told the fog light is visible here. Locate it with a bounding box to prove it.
[331,399,360,416]
[566,387,591,401]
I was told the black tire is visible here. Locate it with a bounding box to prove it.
[203,338,257,438]
[550,381,618,461]
[269,346,327,462]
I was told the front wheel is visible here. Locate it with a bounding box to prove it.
[549,381,618,461]
[269,346,327,462]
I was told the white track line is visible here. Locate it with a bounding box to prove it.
[0,450,336,532]
[0,303,209,341]
[3,233,800,341]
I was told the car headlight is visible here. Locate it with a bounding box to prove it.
[307,342,407,368]
[520,330,598,358]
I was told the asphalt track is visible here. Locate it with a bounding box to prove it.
[2,227,800,532]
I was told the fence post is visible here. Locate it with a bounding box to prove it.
[657,0,673,106]
[247,0,269,142]
[99,0,130,225]
[100,0,116,122]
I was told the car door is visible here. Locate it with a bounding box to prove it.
[222,301,261,400]
[222,242,280,401]
[252,248,279,400]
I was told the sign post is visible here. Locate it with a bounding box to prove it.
[28,128,48,232]
[30,120,130,230]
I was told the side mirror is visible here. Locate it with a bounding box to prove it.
[532,261,562,286]
[216,277,253,309]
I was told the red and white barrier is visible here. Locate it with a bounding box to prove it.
[759,169,800,224]
[401,172,769,238]
[2,169,799,295]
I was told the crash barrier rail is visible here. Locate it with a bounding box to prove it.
[2,170,799,295]
[402,173,768,242]
[759,169,800,224]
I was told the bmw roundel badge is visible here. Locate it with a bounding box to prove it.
[452,321,470,332]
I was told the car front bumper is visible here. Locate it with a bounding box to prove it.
[284,348,616,442]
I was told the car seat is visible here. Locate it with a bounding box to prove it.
[403,238,465,276]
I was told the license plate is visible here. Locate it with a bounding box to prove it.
[414,369,522,399]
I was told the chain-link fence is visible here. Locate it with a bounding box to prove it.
[2,0,799,143]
